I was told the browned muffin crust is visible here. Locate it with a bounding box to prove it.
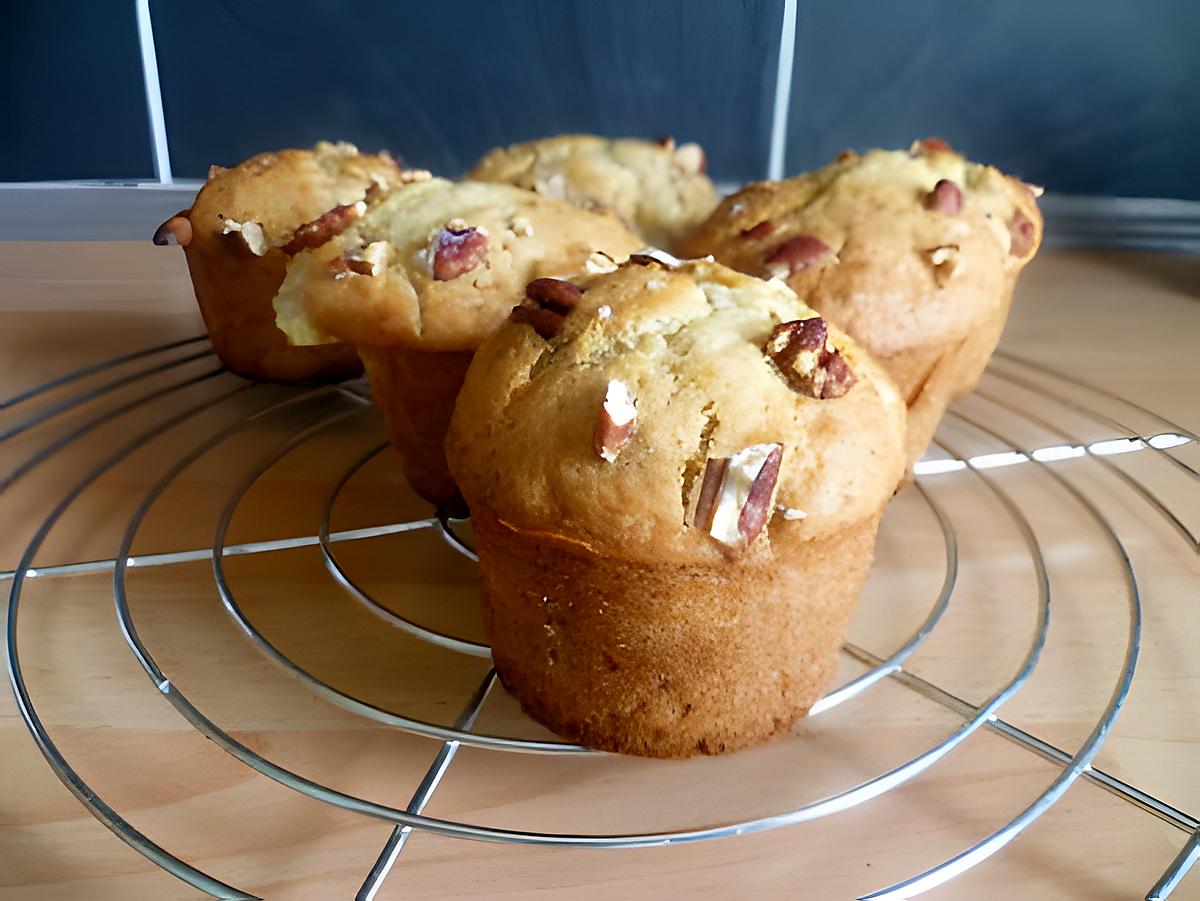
[468,134,718,250]
[273,177,643,507]
[447,259,906,756]
[677,140,1043,463]
[274,177,643,352]
[168,140,404,383]
[476,507,880,757]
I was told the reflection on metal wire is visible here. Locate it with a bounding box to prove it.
[356,670,498,901]
[973,387,1198,549]
[317,441,489,656]
[6,335,1197,900]
[994,349,1200,449]
[860,413,1142,900]
[5,363,257,900]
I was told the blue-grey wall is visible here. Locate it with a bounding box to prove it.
[151,1,781,183]
[1,0,154,181]
[4,1,1199,199]
[784,3,1200,199]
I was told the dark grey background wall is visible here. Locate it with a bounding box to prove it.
[4,0,1199,199]
[1,0,154,181]
[784,3,1200,199]
[152,1,781,183]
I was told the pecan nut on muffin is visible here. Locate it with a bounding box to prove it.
[445,255,906,757]
[467,134,718,251]
[273,178,642,509]
[677,138,1043,465]
[152,141,406,383]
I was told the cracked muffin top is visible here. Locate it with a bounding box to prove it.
[675,139,1044,359]
[467,134,718,251]
[446,257,907,565]
[273,178,643,352]
[185,141,404,258]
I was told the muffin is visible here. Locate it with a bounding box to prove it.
[676,139,1043,464]
[152,140,405,383]
[273,178,643,508]
[467,134,718,250]
[445,256,907,757]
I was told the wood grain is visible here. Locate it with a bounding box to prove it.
[1,243,1198,899]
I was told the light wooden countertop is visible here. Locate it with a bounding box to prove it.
[1,243,1198,900]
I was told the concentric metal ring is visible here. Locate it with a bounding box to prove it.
[5,336,1196,901]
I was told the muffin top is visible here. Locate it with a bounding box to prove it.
[675,140,1044,359]
[174,141,405,259]
[447,257,906,566]
[467,134,718,251]
[273,178,643,352]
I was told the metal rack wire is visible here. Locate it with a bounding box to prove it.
[4,336,1198,900]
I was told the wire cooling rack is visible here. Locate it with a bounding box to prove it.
[3,335,1198,900]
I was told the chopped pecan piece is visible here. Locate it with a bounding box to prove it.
[764,318,857,399]
[629,249,685,268]
[924,179,962,214]
[740,220,775,240]
[1008,209,1037,258]
[364,178,389,204]
[910,137,953,156]
[221,218,269,256]
[585,250,618,274]
[693,443,784,549]
[152,209,193,247]
[925,244,960,286]
[1008,176,1045,203]
[694,457,727,536]
[817,348,856,398]
[281,201,367,255]
[326,257,352,280]
[656,136,677,151]
[316,140,358,156]
[764,235,833,277]
[593,379,637,462]
[432,225,489,280]
[510,305,565,339]
[675,142,707,174]
[525,277,582,312]
[345,241,390,276]
[511,278,583,338]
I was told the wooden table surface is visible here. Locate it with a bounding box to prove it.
[1,242,1198,900]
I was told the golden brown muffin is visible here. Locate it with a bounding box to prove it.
[676,139,1043,464]
[446,257,907,757]
[467,134,718,250]
[152,141,408,383]
[274,178,643,507]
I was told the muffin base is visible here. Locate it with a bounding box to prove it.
[471,508,882,758]
[882,288,1013,467]
[358,345,473,512]
[184,245,363,385]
